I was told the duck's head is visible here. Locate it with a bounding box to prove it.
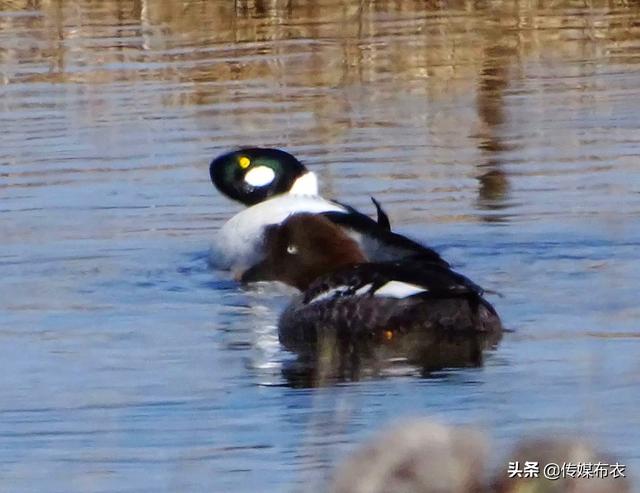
[209,148,318,205]
[241,213,366,290]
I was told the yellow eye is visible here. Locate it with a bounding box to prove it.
[238,156,251,169]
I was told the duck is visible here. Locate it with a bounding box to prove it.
[209,147,446,274]
[240,213,502,363]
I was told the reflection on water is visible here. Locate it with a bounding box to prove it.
[280,332,501,389]
[1,0,640,492]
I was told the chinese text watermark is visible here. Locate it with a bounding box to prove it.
[507,461,626,480]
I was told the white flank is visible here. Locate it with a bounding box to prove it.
[307,286,349,304]
[245,166,276,187]
[289,172,318,195]
[305,281,426,304]
[354,283,373,295]
[374,281,427,298]
[210,194,346,270]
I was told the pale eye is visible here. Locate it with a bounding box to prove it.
[286,244,298,255]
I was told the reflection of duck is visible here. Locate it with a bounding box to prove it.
[241,213,502,366]
[209,148,445,273]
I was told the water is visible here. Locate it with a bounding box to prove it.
[1,0,640,491]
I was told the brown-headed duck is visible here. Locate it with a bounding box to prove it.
[241,213,502,359]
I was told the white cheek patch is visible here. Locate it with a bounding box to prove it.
[289,172,318,196]
[374,281,427,298]
[245,166,275,187]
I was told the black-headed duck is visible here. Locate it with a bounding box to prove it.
[209,147,446,273]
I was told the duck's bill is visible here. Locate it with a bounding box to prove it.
[239,261,274,284]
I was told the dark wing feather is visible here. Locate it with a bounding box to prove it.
[302,261,485,306]
[320,208,447,267]
[370,197,391,231]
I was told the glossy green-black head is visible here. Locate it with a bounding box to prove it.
[209,148,312,205]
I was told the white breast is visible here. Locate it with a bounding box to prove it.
[210,194,347,272]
